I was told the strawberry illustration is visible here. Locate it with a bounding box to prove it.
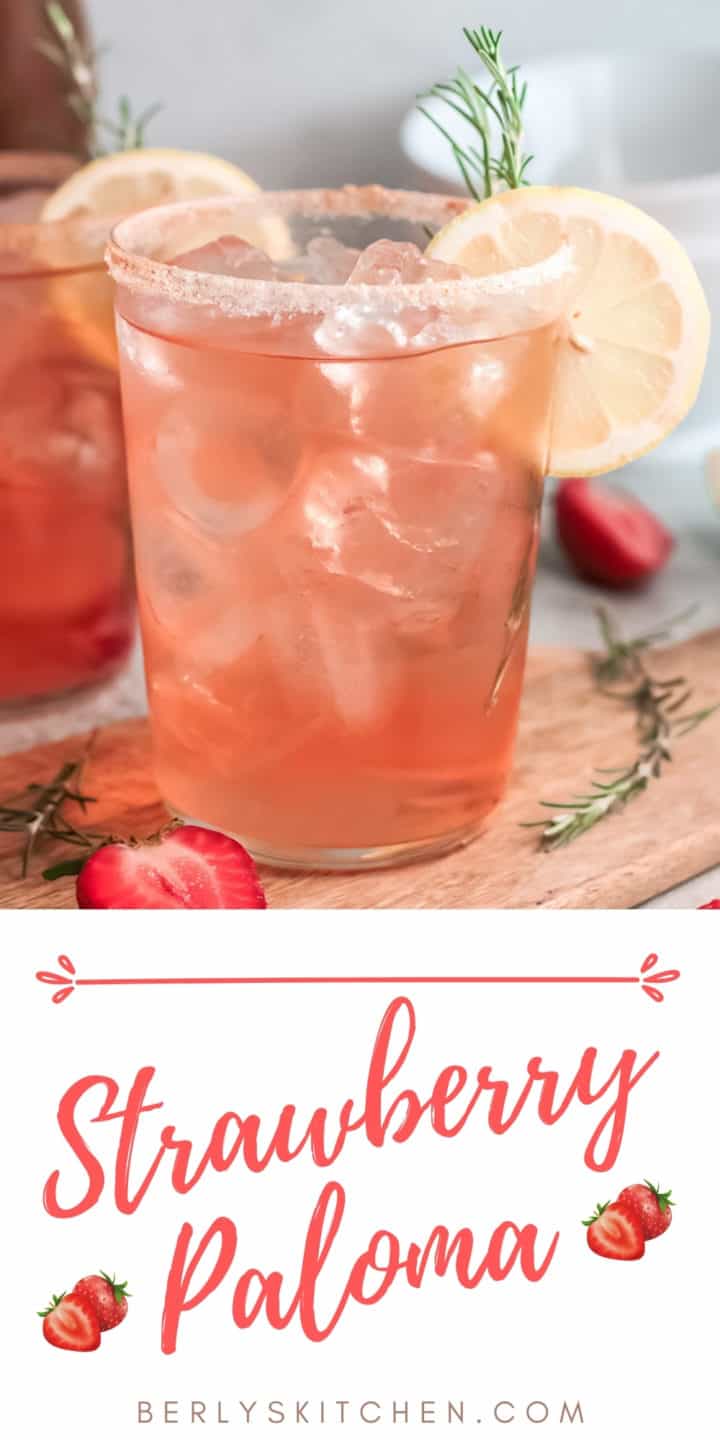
[583,1201,645,1261]
[39,1292,100,1351]
[616,1181,674,1240]
[74,1272,130,1331]
[76,824,267,909]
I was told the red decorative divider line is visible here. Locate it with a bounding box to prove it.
[36,953,680,1005]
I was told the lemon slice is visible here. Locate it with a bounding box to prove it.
[41,149,280,367]
[427,186,710,476]
[40,147,271,221]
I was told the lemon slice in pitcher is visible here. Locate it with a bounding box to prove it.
[427,186,710,476]
[41,149,283,366]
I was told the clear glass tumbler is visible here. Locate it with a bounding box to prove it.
[0,165,133,706]
[108,186,574,869]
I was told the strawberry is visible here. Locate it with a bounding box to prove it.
[699,899,720,909]
[555,477,674,588]
[74,1272,130,1331]
[616,1181,674,1240]
[39,1292,101,1351]
[583,1201,645,1261]
[76,824,267,910]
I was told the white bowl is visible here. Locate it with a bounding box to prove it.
[401,49,720,460]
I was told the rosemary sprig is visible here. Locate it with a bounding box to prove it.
[0,759,107,878]
[36,2,98,145]
[527,607,719,850]
[0,753,180,882]
[37,2,162,157]
[419,26,532,200]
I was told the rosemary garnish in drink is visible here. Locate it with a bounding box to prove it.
[419,26,532,200]
[36,2,162,156]
[527,608,719,850]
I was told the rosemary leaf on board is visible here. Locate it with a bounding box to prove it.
[525,607,718,850]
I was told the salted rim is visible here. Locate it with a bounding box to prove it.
[0,150,78,188]
[106,184,578,321]
[0,214,112,279]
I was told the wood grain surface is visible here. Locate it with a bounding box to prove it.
[1,633,719,909]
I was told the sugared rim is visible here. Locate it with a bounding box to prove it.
[0,213,112,279]
[0,150,78,187]
[106,184,578,322]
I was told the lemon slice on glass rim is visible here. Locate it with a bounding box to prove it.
[427,185,710,477]
[41,148,285,367]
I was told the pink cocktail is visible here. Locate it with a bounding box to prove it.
[109,187,573,868]
[0,178,133,705]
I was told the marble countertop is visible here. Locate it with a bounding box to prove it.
[2,453,718,909]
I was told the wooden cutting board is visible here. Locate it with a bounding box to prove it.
[1,631,719,909]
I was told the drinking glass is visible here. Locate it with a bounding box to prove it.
[108,186,575,868]
[0,157,133,705]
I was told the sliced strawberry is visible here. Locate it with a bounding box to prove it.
[74,1271,130,1331]
[76,825,267,910]
[699,899,720,909]
[555,477,674,588]
[39,1292,101,1351]
[583,1201,645,1260]
[617,1181,674,1239]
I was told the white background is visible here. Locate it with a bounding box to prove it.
[1,912,717,1437]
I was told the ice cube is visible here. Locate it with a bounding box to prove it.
[298,443,490,578]
[60,379,125,480]
[154,411,288,538]
[293,341,508,459]
[308,588,392,729]
[135,512,274,668]
[0,359,123,484]
[299,448,395,588]
[116,315,181,390]
[347,239,465,285]
[312,244,467,357]
[294,443,522,636]
[171,235,278,279]
[293,359,370,442]
[301,237,362,284]
[187,550,301,675]
[135,517,214,633]
[185,602,268,669]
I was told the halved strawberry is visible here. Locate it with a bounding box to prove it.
[39,1292,101,1351]
[617,1181,674,1240]
[555,477,674,588]
[76,824,267,910]
[74,1272,130,1331]
[583,1201,645,1260]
